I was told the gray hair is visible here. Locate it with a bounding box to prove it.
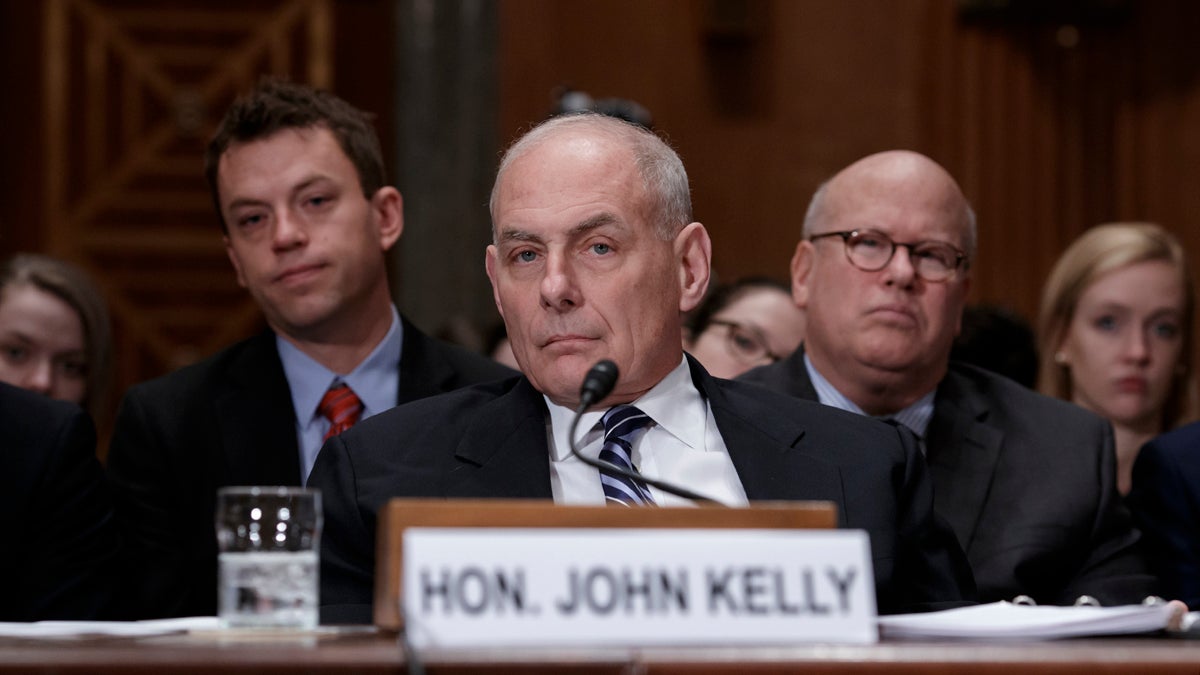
[489,113,692,241]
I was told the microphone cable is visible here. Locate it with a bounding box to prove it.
[567,359,719,505]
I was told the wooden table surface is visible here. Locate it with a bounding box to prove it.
[2,628,1200,674]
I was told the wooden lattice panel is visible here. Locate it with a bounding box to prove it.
[42,0,332,431]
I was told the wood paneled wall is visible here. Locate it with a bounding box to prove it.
[497,0,1200,332]
[5,0,1200,442]
[0,0,394,447]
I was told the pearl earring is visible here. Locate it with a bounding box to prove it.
[1054,352,1068,365]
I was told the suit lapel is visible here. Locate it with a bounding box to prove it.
[783,345,821,401]
[751,344,820,401]
[434,360,845,505]
[691,358,845,506]
[925,369,1003,551]
[444,378,554,499]
[215,332,302,486]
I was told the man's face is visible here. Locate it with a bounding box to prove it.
[218,127,401,342]
[486,132,709,408]
[794,155,971,392]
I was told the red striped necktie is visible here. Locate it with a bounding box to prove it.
[318,383,363,441]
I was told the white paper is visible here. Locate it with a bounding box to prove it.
[878,601,1174,640]
[0,616,219,638]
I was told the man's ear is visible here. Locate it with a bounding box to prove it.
[224,236,247,288]
[372,187,404,251]
[675,222,712,313]
[790,240,815,308]
[484,244,505,321]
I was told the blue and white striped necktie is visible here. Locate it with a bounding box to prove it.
[598,404,656,506]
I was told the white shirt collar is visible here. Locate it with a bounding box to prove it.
[545,357,705,461]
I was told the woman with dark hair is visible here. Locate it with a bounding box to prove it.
[685,277,805,379]
[0,254,113,417]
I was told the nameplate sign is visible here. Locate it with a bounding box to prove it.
[401,527,876,648]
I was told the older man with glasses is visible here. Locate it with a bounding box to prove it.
[742,150,1157,607]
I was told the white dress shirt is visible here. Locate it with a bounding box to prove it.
[545,357,749,506]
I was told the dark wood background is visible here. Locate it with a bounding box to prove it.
[3,0,1199,445]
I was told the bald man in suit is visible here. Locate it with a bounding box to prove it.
[742,150,1155,605]
[310,114,974,623]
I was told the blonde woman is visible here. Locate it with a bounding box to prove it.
[1038,223,1197,494]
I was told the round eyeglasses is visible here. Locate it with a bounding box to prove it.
[809,229,968,282]
[708,319,786,365]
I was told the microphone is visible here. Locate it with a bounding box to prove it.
[568,360,718,505]
[578,359,619,409]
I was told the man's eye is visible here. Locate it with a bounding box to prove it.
[915,247,955,268]
[854,234,886,249]
[307,195,331,208]
[1,345,28,363]
[516,250,538,263]
[237,214,264,228]
[591,243,612,255]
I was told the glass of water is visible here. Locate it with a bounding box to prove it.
[215,486,322,629]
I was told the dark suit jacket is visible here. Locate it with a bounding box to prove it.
[106,315,515,619]
[310,357,974,624]
[1128,422,1200,607]
[741,347,1156,605]
[0,382,118,620]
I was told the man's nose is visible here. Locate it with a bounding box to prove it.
[540,255,582,311]
[271,209,309,251]
[882,245,917,287]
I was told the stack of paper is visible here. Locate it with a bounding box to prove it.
[0,617,219,639]
[878,601,1174,640]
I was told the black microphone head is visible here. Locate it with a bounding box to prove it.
[579,359,619,407]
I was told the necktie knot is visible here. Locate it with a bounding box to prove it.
[599,404,655,506]
[881,417,926,455]
[318,383,363,441]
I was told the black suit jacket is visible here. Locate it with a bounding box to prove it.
[741,347,1156,605]
[106,315,515,619]
[310,357,974,624]
[0,382,118,620]
[1128,422,1200,607]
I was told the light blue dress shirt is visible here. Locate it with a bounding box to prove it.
[803,352,934,446]
[277,306,403,483]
